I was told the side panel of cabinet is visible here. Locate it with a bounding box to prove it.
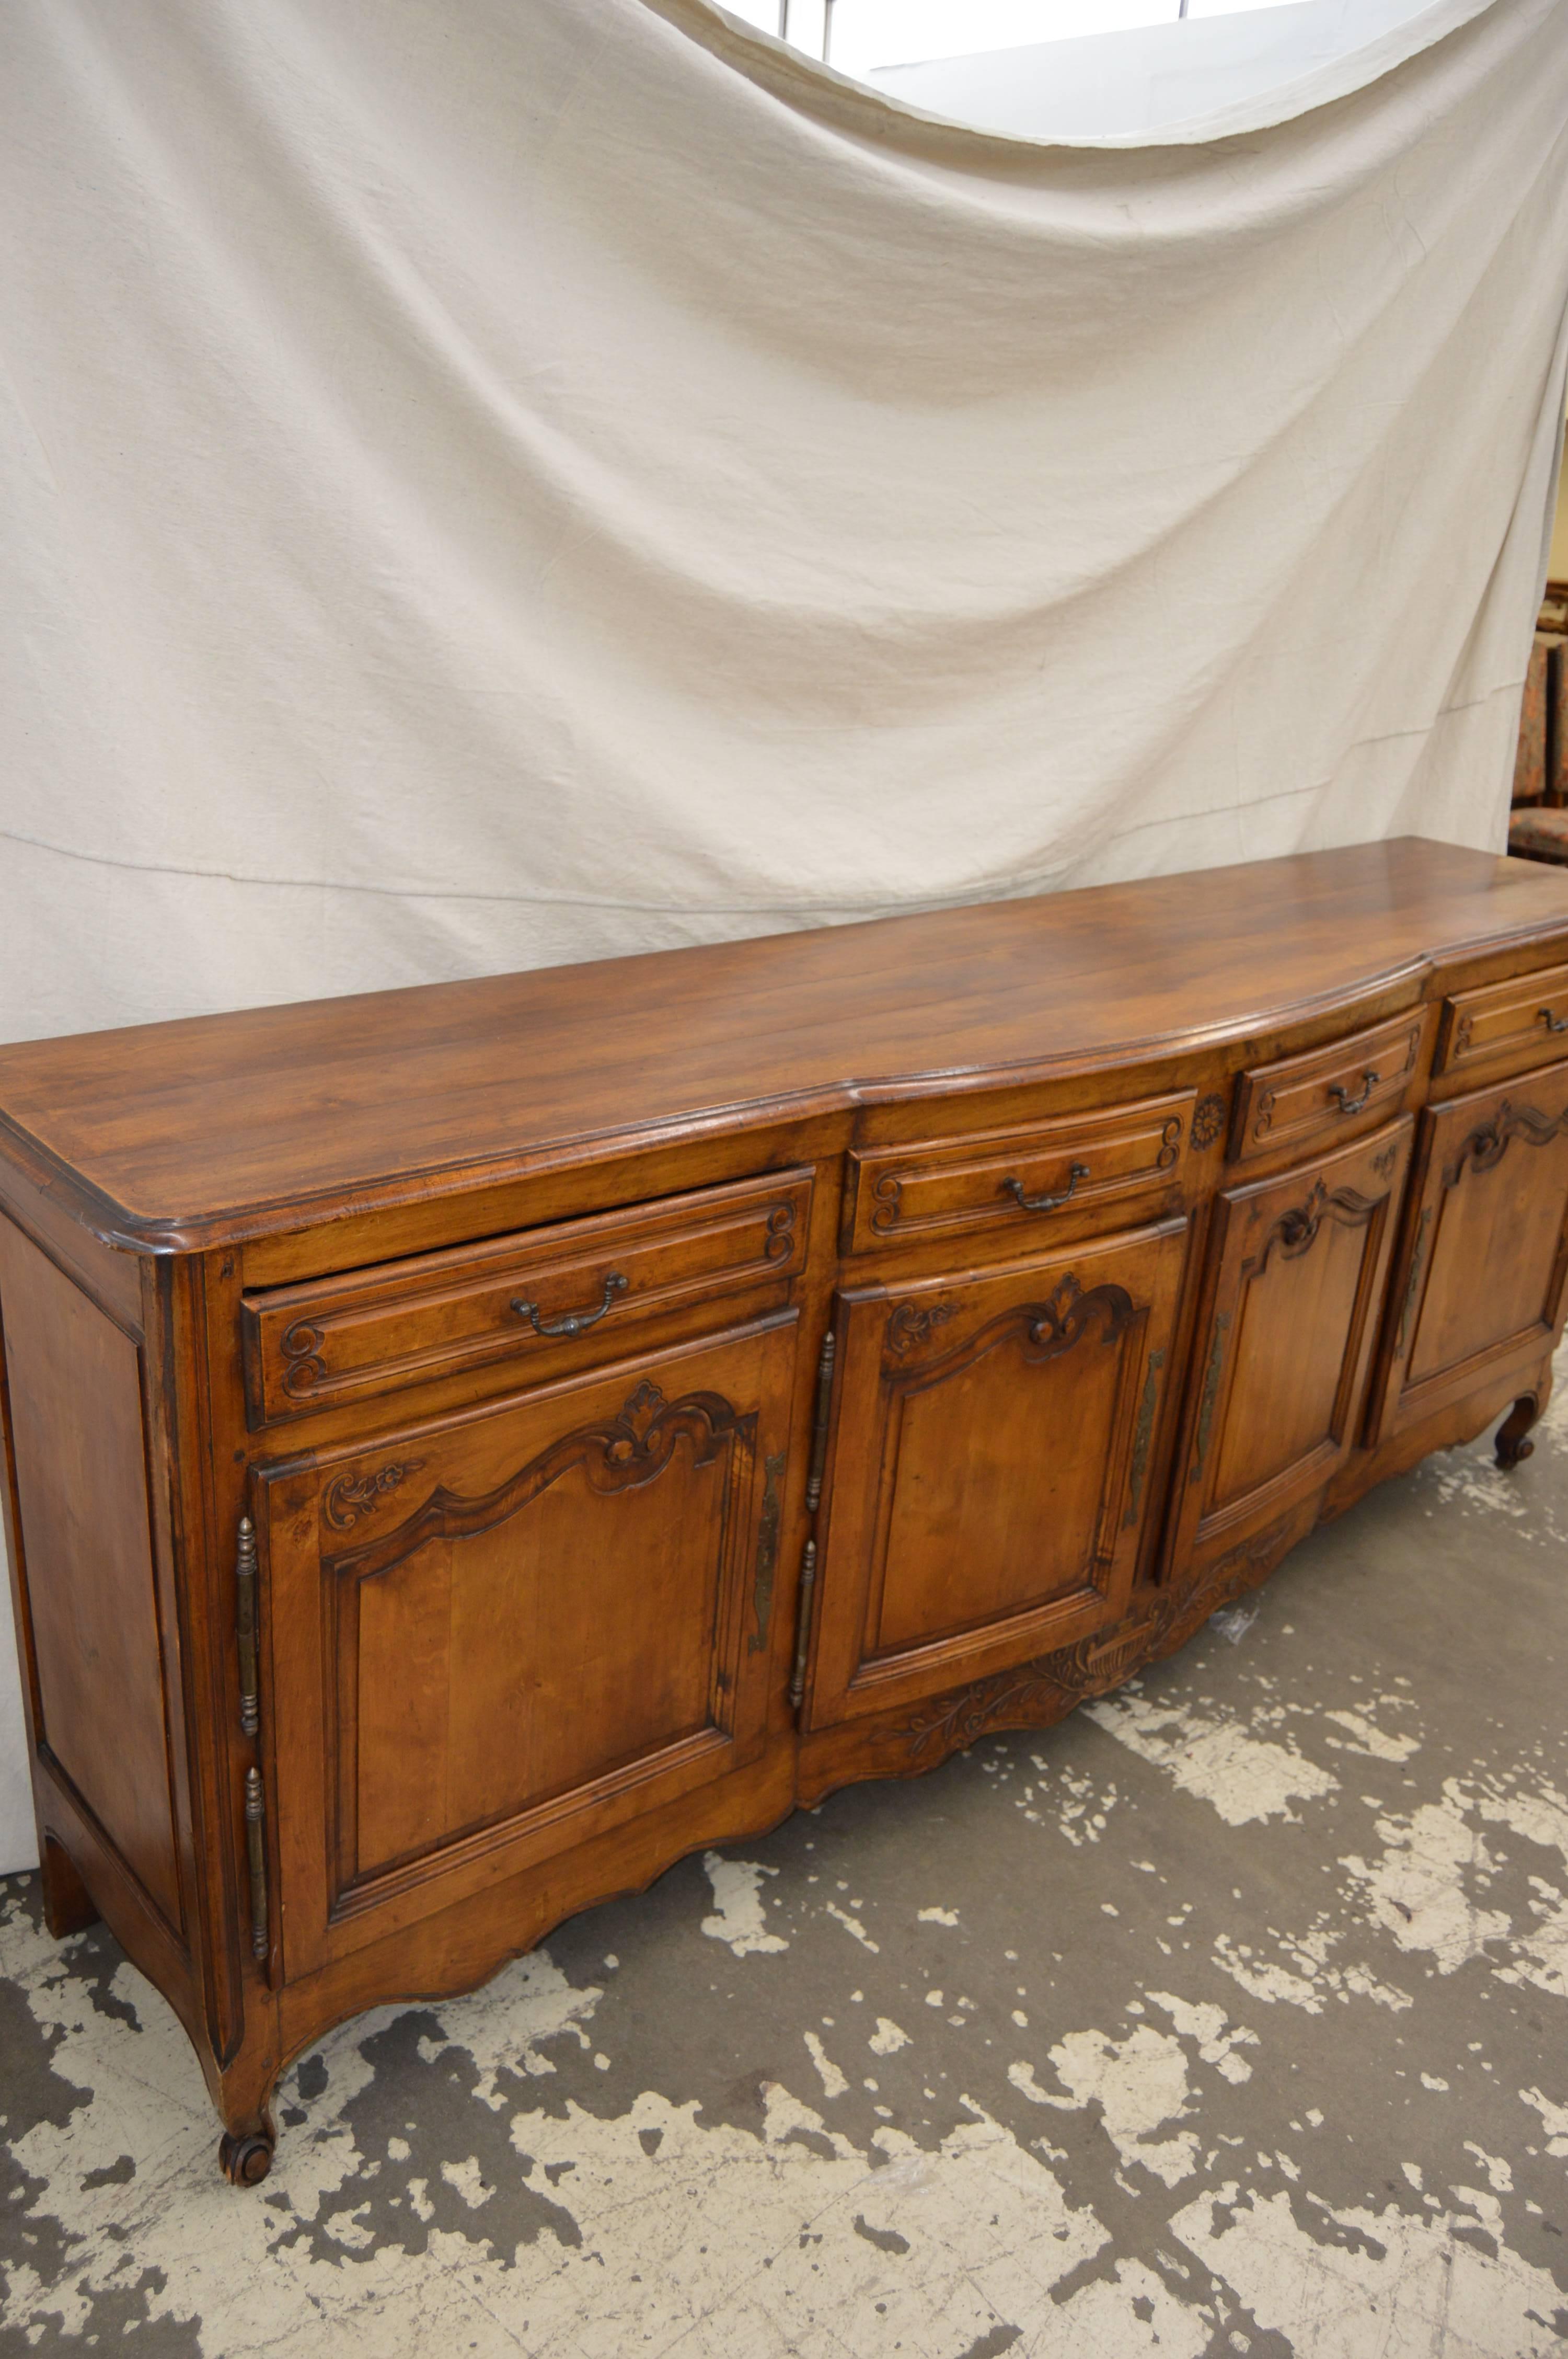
[0,1213,184,1939]
[260,1314,799,1977]
[1374,1061,1568,1439]
[804,1218,1190,1730]
[1169,1119,1412,1573]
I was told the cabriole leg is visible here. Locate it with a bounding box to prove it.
[1496,1391,1544,1470]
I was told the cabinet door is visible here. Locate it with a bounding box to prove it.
[259,1314,798,1977]
[804,1218,1189,1730]
[1171,1118,1412,1573]
[1375,1061,1568,1439]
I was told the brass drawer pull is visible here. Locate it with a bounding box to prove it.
[510,1270,628,1339]
[1002,1161,1089,1215]
[1328,1070,1379,1115]
[1539,1007,1568,1035]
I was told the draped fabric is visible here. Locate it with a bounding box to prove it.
[1,0,1567,1864]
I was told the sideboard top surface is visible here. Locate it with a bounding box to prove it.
[4,837,1568,1252]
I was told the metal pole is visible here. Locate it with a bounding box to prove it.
[823,0,835,62]
[778,0,790,37]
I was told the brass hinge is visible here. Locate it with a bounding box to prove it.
[1123,1346,1166,1528]
[788,1540,818,1714]
[748,1450,787,1655]
[1397,1205,1434,1360]
[244,1767,269,1963]
[1190,1311,1230,1483]
[235,1515,259,1737]
[805,1329,837,1514]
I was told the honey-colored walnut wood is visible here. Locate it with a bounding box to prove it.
[0,1220,183,1934]
[1170,1119,1413,1579]
[841,1091,1192,1254]
[1229,1012,1426,1164]
[5,838,1568,2180]
[241,1167,811,1426]
[1437,958,1568,1082]
[805,1221,1189,1728]
[2,837,1567,1253]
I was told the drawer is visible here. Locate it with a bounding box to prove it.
[1436,959,1568,1085]
[843,1090,1193,1254]
[241,1168,812,1425]
[1230,1013,1424,1165]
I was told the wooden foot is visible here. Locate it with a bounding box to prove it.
[218,2128,275,2188]
[40,1837,100,1940]
[1496,1394,1541,1470]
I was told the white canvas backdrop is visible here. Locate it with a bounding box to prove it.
[2,0,1567,1872]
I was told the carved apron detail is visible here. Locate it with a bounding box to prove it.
[884,1507,1303,1765]
[329,1382,755,1584]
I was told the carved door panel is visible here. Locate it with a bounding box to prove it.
[258,1314,798,1977]
[1374,1060,1568,1438]
[1170,1118,1412,1574]
[804,1219,1190,1731]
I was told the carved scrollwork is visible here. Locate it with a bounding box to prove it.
[332,1381,754,1583]
[323,1459,428,1533]
[280,1319,328,1399]
[1263,1179,1328,1261]
[1370,1141,1399,1182]
[764,1203,798,1261]
[870,1173,904,1234]
[1254,1178,1379,1273]
[1442,1096,1568,1190]
[1190,1093,1227,1151]
[889,1656,1085,1763]
[885,1300,955,1359]
[1150,1510,1304,1661]
[887,1604,1179,1763]
[1156,1116,1184,1171]
[999,1271,1134,1356]
[884,1273,1136,1377]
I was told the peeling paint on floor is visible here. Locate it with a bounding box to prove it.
[5,1359,1568,2355]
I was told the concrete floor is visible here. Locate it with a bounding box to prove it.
[3,1362,1567,2357]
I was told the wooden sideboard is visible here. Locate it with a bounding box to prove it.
[5,837,1568,2184]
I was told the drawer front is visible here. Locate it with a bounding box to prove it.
[1436,959,1568,1085]
[243,1169,812,1424]
[1230,1013,1424,1165]
[843,1091,1194,1255]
